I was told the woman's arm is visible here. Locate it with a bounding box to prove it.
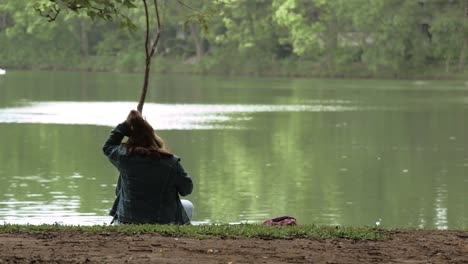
[174,159,193,196]
[102,122,132,166]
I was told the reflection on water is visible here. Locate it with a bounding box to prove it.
[0,192,102,225]
[0,72,467,229]
[0,101,358,129]
[434,184,448,230]
[1,216,112,226]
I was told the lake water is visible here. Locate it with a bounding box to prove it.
[0,71,467,229]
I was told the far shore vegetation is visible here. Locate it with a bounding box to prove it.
[6,56,468,81]
[0,223,385,240]
[1,0,467,80]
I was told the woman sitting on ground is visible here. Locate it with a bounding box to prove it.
[103,110,193,225]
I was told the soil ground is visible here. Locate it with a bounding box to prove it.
[0,230,467,263]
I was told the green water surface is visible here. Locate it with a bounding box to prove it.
[0,71,466,229]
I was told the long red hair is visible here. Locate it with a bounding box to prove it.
[125,110,170,157]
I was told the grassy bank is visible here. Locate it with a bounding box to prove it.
[0,223,384,240]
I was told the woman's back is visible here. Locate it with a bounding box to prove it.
[103,111,193,225]
[112,154,192,224]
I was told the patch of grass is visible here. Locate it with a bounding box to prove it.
[0,223,385,240]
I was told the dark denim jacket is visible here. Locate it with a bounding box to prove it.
[103,122,193,224]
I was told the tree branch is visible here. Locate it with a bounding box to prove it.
[34,4,61,22]
[143,0,150,57]
[137,0,162,113]
[149,0,162,58]
[154,0,161,29]
[176,0,200,12]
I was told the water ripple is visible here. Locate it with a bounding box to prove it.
[0,101,358,129]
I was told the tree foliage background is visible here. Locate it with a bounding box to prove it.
[0,0,467,78]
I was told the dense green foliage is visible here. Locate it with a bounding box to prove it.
[0,223,384,240]
[0,0,467,78]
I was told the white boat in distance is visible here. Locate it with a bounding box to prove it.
[0,68,5,75]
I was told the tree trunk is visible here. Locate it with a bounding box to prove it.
[137,0,161,114]
[458,0,468,72]
[188,22,204,62]
[137,58,151,113]
[325,19,338,75]
[460,39,467,72]
[0,12,5,31]
[446,56,451,73]
[80,21,89,59]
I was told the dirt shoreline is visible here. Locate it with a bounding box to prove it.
[0,230,467,263]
